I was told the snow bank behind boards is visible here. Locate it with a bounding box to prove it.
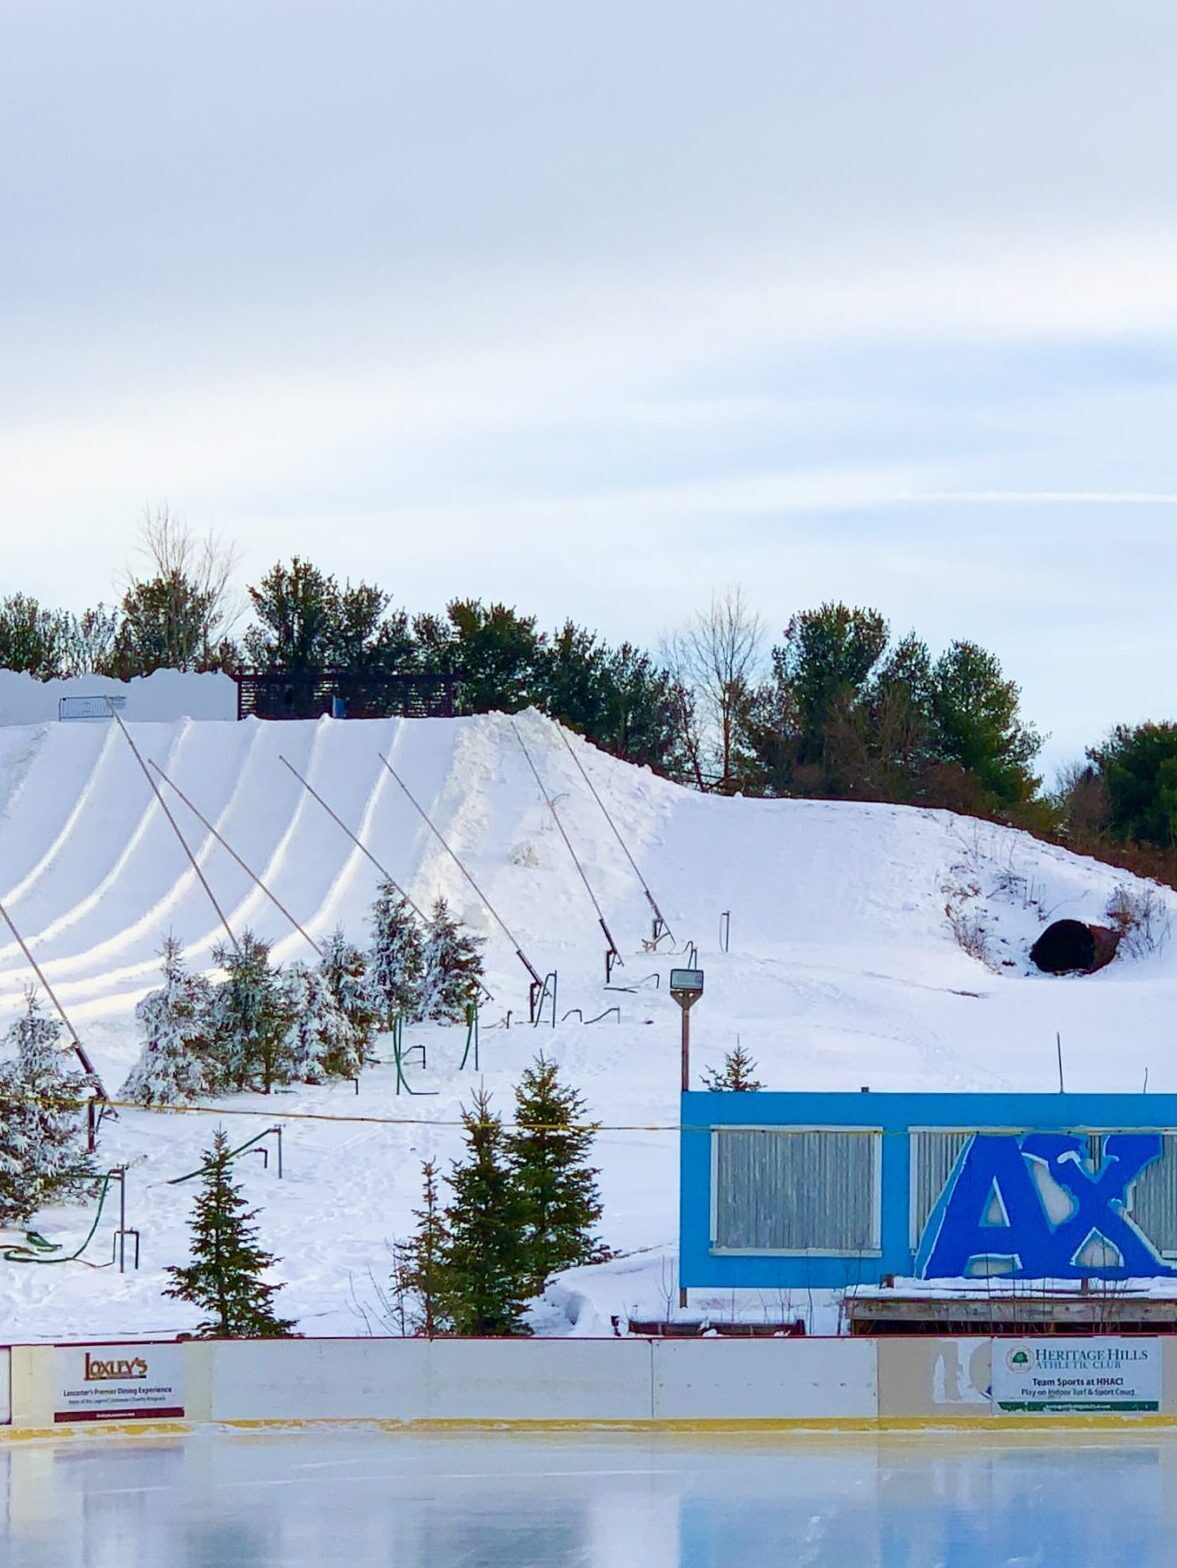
[0,669,237,727]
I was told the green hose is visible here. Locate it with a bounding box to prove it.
[167,1126,278,1185]
[3,1170,120,1265]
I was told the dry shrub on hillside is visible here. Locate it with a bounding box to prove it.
[1105,884,1172,958]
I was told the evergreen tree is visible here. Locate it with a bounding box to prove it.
[700,1043,764,1092]
[931,640,1042,808]
[121,935,214,1106]
[438,1091,531,1336]
[278,961,364,1082]
[207,932,295,1093]
[443,598,547,713]
[419,898,485,1024]
[779,603,890,772]
[165,1128,295,1338]
[0,990,94,1223]
[0,593,75,678]
[318,926,378,1050]
[508,1056,604,1294]
[400,1158,453,1336]
[1089,722,1177,848]
[244,557,412,676]
[366,881,424,1027]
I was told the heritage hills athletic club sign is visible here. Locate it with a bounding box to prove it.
[679,1091,1177,1288]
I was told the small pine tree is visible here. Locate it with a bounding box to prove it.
[438,1090,531,1336]
[164,1128,296,1338]
[121,935,214,1106]
[207,932,295,1093]
[318,927,377,1055]
[400,1158,452,1337]
[0,989,95,1223]
[508,1055,605,1294]
[366,881,424,1028]
[278,961,364,1083]
[700,1042,764,1092]
[419,898,485,1024]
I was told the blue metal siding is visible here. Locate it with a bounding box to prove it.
[679,1090,1177,1290]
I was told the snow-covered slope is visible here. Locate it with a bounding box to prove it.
[0,710,1172,1340]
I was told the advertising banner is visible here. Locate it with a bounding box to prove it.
[55,1344,185,1424]
[992,1337,1161,1414]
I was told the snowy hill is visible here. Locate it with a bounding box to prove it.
[0,709,1173,1341]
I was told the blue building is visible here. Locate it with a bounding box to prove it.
[679,1090,1177,1289]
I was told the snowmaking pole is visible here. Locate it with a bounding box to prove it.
[376,752,545,1011]
[104,699,239,955]
[149,761,323,957]
[553,720,674,948]
[0,898,104,1092]
[278,755,426,922]
[511,720,623,983]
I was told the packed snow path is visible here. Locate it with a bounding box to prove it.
[0,710,1173,1340]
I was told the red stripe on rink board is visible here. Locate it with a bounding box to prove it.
[54,1408,185,1423]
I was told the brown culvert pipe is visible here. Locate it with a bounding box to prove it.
[1030,919,1121,975]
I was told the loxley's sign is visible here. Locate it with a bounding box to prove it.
[917,1132,1176,1280]
[55,1344,185,1424]
[84,1353,148,1382]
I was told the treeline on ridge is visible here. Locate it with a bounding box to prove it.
[5,512,1177,889]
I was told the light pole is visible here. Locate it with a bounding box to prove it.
[670,968,704,1310]
[671,967,704,1091]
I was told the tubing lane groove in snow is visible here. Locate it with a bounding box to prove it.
[149,760,322,957]
[51,720,263,984]
[23,720,196,955]
[108,703,237,954]
[0,722,120,920]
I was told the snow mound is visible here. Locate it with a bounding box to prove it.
[0,708,1172,1340]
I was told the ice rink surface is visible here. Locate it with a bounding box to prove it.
[1,1427,1173,1567]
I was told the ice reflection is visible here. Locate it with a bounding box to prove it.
[0,1429,1174,1567]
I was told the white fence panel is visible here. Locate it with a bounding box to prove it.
[425,1339,652,1422]
[651,1338,877,1421]
[210,1340,429,1422]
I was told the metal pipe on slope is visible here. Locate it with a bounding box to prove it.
[149,760,322,957]
[553,720,674,946]
[511,720,623,976]
[0,898,102,1087]
[104,699,239,955]
[376,751,543,991]
[278,755,426,922]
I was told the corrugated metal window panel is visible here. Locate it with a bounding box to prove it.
[1127,1133,1177,1258]
[711,1127,881,1255]
[910,1130,972,1249]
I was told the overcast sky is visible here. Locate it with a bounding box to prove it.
[4,1,1177,775]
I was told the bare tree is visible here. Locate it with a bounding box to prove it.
[135,506,242,642]
[113,507,242,673]
[663,587,764,790]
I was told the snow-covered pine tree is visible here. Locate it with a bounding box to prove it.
[400,1158,452,1337]
[207,932,296,1093]
[278,961,364,1083]
[700,1042,764,1092]
[366,880,424,1028]
[164,1127,295,1338]
[508,1055,605,1294]
[418,898,485,1024]
[121,935,214,1106]
[318,927,377,1057]
[438,1090,531,1336]
[0,989,94,1223]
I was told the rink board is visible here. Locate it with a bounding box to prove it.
[4,1335,1177,1433]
